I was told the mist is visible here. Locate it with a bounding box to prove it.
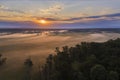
[0,30,120,79]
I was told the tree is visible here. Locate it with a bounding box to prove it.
[107,71,119,80]
[46,54,54,80]
[24,57,33,67]
[0,54,7,66]
[24,57,33,80]
[73,72,86,80]
[90,64,107,80]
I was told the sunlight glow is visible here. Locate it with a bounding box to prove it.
[39,20,47,24]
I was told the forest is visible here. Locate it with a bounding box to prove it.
[1,38,120,80]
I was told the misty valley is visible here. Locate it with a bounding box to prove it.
[0,29,120,80]
[0,0,120,80]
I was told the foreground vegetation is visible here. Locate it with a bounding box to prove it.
[38,38,120,80]
[0,54,6,66]
[1,38,120,80]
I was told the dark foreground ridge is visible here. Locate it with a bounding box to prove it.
[39,38,120,80]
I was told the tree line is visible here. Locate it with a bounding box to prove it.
[37,38,120,80]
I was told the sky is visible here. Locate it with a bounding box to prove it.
[0,0,120,29]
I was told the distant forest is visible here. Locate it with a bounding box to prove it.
[1,38,120,80]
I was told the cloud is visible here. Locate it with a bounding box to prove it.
[0,5,7,9]
[32,13,120,26]
[0,3,120,26]
[0,5,3,9]
[98,8,116,15]
[0,4,25,15]
[40,4,63,15]
[0,4,64,21]
[0,5,30,21]
[60,13,120,23]
[0,7,25,14]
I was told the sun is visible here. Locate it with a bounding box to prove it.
[39,20,47,24]
[34,19,51,26]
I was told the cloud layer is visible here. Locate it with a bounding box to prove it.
[0,0,120,28]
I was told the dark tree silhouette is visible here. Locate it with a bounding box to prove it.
[24,57,33,80]
[24,57,33,67]
[22,38,120,80]
[0,54,7,66]
[108,71,119,80]
[90,64,107,80]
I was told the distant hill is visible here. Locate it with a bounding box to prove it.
[0,28,120,33]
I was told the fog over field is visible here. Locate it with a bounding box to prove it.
[0,30,120,80]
